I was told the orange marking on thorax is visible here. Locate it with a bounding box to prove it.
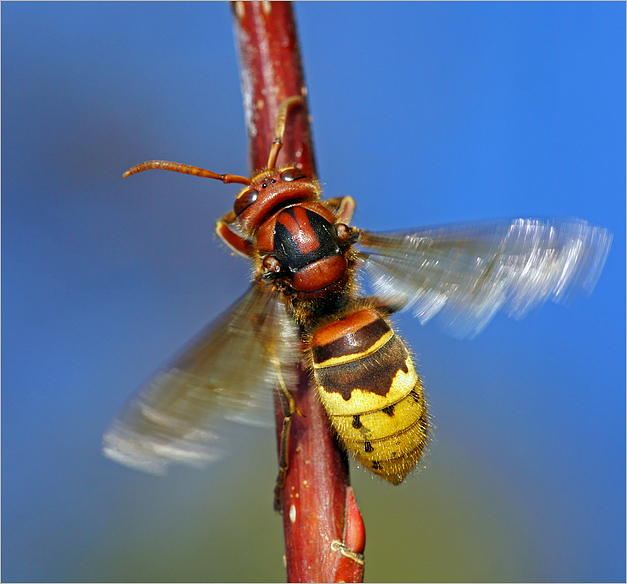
[278,207,321,254]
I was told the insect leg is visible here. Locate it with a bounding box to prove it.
[215,210,254,258]
[326,196,356,225]
[271,351,302,512]
[273,396,295,513]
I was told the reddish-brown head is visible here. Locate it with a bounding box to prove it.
[233,166,320,234]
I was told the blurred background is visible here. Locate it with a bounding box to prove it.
[2,2,624,582]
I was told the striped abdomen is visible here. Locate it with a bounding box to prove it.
[311,308,428,484]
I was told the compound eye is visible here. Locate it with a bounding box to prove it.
[234,188,258,216]
[280,167,308,182]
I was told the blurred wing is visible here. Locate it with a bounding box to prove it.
[358,218,611,338]
[103,282,300,474]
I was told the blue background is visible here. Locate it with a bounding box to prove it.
[3,2,625,582]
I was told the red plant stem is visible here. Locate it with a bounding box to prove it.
[230,2,365,582]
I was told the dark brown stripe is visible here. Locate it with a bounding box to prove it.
[315,335,410,400]
[312,317,391,364]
